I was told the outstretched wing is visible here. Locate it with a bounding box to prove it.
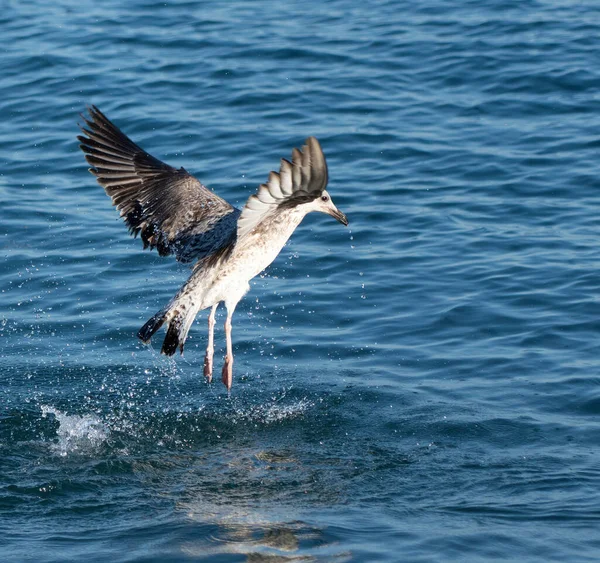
[78,106,240,263]
[237,137,328,239]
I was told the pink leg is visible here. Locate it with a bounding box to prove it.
[203,304,217,382]
[221,311,234,391]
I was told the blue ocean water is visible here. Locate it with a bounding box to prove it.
[2,0,600,560]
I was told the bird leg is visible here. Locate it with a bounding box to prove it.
[221,312,234,391]
[204,304,217,382]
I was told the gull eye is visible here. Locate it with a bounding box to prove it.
[321,195,329,202]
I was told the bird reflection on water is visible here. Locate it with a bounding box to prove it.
[175,449,349,560]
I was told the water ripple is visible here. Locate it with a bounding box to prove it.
[2,0,600,560]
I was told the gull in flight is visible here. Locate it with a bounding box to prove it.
[78,106,348,390]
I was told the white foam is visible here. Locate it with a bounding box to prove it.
[41,405,109,456]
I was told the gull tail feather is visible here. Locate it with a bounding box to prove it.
[138,308,167,344]
[138,297,200,356]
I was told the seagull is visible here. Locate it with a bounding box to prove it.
[78,106,348,390]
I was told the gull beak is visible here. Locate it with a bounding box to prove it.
[328,207,349,226]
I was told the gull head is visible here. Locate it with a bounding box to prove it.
[305,190,348,226]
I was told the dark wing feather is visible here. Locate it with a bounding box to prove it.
[237,137,328,238]
[78,106,240,263]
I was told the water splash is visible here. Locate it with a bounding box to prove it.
[232,398,314,425]
[41,405,109,457]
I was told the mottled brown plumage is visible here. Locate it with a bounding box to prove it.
[78,106,239,263]
[78,106,348,390]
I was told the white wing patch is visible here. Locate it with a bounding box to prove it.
[237,137,328,239]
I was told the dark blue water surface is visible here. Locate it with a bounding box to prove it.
[2,0,600,561]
